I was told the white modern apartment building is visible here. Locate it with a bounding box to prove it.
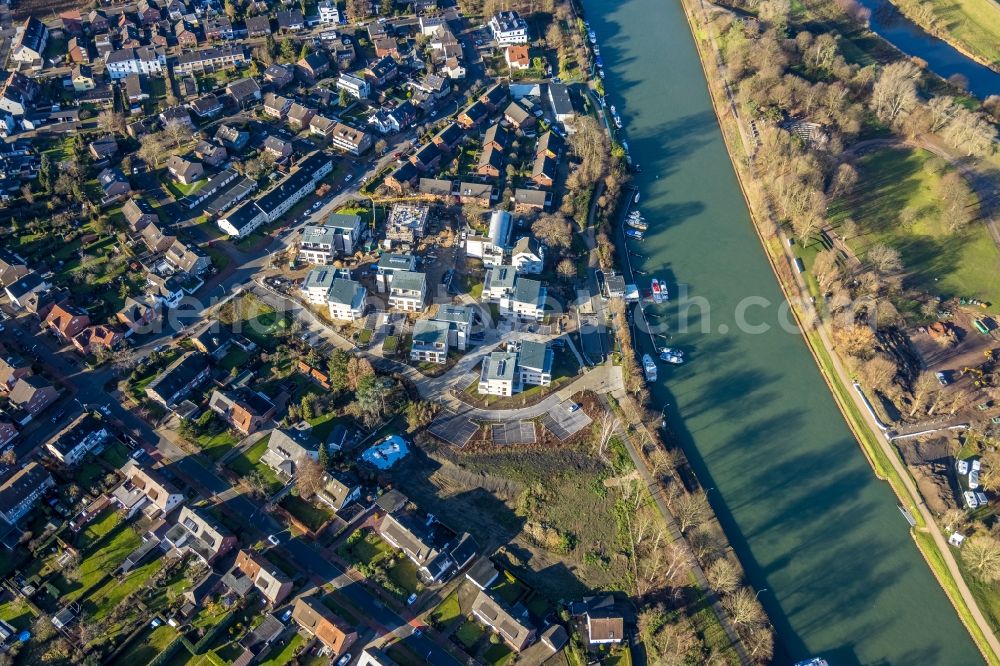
[299,213,363,264]
[488,11,528,45]
[336,73,371,100]
[327,279,367,321]
[106,47,165,79]
[301,267,336,305]
[387,271,426,312]
[318,0,340,24]
[410,319,449,364]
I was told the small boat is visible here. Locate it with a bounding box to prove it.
[610,104,617,115]
[634,191,640,203]
[659,348,684,364]
[626,217,647,231]
[794,660,829,666]
[598,67,605,79]
[588,30,597,43]
[622,141,630,154]
[643,354,657,382]
[595,55,604,67]
[651,279,664,303]
[614,116,623,129]
[626,228,644,240]
[593,45,600,55]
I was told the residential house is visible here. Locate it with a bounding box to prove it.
[45,303,91,342]
[262,135,293,161]
[548,83,575,123]
[0,353,31,393]
[61,10,84,36]
[0,249,28,288]
[511,339,552,387]
[166,155,204,185]
[477,146,502,178]
[189,93,223,118]
[483,123,509,152]
[0,463,55,525]
[145,351,210,407]
[46,414,108,466]
[317,473,361,513]
[215,123,250,150]
[147,273,186,308]
[117,297,158,337]
[112,459,185,517]
[160,105,194,129]
[409,142,441,172]
[174,45,248,75]
[488,11,528,45]
[375,253,417,293]
[0,72,40,117]
[68,37,90,64]
[531,153,556,188]
[386,204,428,245]
[385,161,418,193]
[209,389,276,435]
[98,168,131,201]
[245,16,272,37]
[261,426,323,479]
[165,240,211,275]
[457,100,489,129]
[506,277,546,321]
[587,610,625,645]
[165,506,238,564]
[457,181,495,207]
[511,236,544,274]
[191,326,233,358]
[226,78,262,108]
[478,351,518,396]
[504,101,535,130]
[327,279,367,322]
[137,0,162,25]
[331,38,356,67]
[174,20,198,47]
[300,213,363,263]
[480,84,508,111]
[124,73,149,104]
[88,134,117,161]
[435,304,474,351]
[88,9,110,33]
[72,65,98,92]
[4,272,49,310]
[512,188,551,213]
[365,56,398,87]
[536,130,564,159]
[301,267,337,305]
[336,73,370,99]
[0,422,16,448]
[378,511,456,582]
[141,222,176,253]
[277,9,304,31]
[261,65,293,92]
[262,93,292,119]
[328,122,372,155]
[194,140,227,167]
[387,271,426,312]
[505,44,530,70]
[72,324,124,355]
[232,550,293,605]
[287,103,316,130]
[204,16,234,40]
[374,36,399,59]
[105,47,164,79]
[8,376,58,421]
[410,319,449,364]
[309,114,337,138]
[122,197,158,231]
[466,557,500,590]
[11,17,48,64]
[291,596,357,658]
[297,53,330,81]
[472,589,536,651]
[319,0,340,24]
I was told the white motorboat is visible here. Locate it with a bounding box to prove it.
[659,347,684,364]
[643,354,657,381]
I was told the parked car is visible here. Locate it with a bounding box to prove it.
[936,371,948,386]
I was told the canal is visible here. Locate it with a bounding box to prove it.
[584,0,983,663]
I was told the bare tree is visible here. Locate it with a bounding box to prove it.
[858,353,897,392]
[295,458,326,498]
[724,586,766,628]
[871,61,920,125]
[962,535,1000,582]
[866,243,902,274]
[909,371,940,417]
[138,133,166,167]
[707,557,742,594]
[671,491,710,533]
[531,214,573,249]
[556,258,576,282]
[97,109,126,136]
[939,508,969,533]
[163,118,193,148]
[592,416,621,463]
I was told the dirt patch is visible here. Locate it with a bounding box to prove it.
[911,462,960,514]
[896,435,953,466]
[908,309,998,373]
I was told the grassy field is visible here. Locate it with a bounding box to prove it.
[280,493,334,532]
[61,520,141,602]
[195,429,239,461]
[112,624,178,665]
[227,435,283,494]
[894,0,1000,67]
[828,148,1000,308]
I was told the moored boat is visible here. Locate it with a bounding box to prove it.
[643,354,657,381]
[626,228,644,240]
[659,347,684,364]
[634,191,640,203]
[626,216,647,231]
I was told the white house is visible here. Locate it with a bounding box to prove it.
[489,11,528,45]
[299,213,363,264]
[511,339,552,387]
[434,304,474,351]
[376,253,418,293]
[318,0,340,24]
[504,277,546,321]
[327,279,367,321]
[478,351,519,396]
[46,415,108,466]
[465,210,511,267]
[483,265,518,302]
[105,47,165,79]
[301,267,336,305]
[337,73,371,99]
[410,319,450,364]
[511,236,544,274]
[388,271,426,312]
[11,17,48,64]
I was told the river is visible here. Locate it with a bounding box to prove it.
[856,0,1000,99]
[584,0,983,663]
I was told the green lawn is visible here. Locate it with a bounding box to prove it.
[258,633,304,666]
[280,493,334,532]
[430,590,462,628]
[218,348,252,372]
[112,624,178,665]
[103,440,130,468]
[164,177,206,199]
[84,559,162,620]
[828,148,1000,309]
[195,429,239,461]
[61,521,142,602]
[77,509,122,550]
[227,435,284,494]
[483,642,514,665]
[454,619,485,649]
[893,0,1000,67]
[0,597,33,630]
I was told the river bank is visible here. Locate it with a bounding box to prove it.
[675,0,1000,661]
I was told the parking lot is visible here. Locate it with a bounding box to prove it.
[490,420,537,445]
[428,410,480,447]
[540,401,593,440]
